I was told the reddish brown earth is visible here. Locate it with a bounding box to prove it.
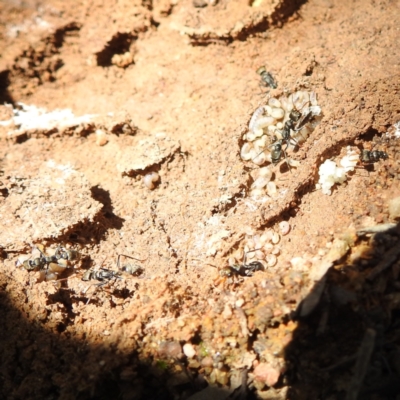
[1,0,400,399]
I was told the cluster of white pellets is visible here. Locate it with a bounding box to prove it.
[241,91,321,166]
[317,146,359,195]
[228,228,289,269]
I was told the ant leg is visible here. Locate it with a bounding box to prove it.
[281,142,292,172]
[84,281,108,305]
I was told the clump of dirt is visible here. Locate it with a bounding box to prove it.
[1,0,400,399]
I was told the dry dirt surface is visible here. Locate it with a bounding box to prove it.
[1,0,400,399]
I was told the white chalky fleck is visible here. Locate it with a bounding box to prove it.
[183,343,196,358]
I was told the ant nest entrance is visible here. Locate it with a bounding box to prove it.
[241,91,322,167]
[230,231,282,270]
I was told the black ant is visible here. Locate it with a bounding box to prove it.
[219,259,264,278]
[117,254,146,276]
[360,149,388,164]
[207,249,264,286]
[81,262,123,304]
[82,267,122,285]
[254,102,311,170]
[256,66,277,90]
[81,253,146,303]
[17,245,79,272]
[17,256,47,271]
[55,247,80,266]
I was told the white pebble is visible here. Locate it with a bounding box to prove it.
[271,232,280,244]
[266,254,277,267]
[279,221,290,235]
[143,172,160,190]
[183,343,196,358]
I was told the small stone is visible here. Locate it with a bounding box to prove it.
[290,257,311,271]
[111,51,134,68]
[183,343,196,359]
[253,363,280,387]
[389,196,400,220]
[222,304,232,318]
[95,129,108,146]
[159,341,183,358]
[193,0,208,7]
[235,298,245,308]
[201,356,213,368]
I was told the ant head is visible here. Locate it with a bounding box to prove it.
[289,109,301,122]
[290,94,309,121]
[256,66,266,76]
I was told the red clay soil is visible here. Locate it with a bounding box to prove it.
[0,0,400,399]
